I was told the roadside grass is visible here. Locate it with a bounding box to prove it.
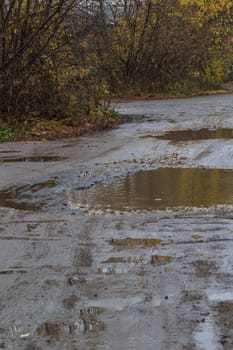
[1,87,232,142]
[0,108,121,142]
[0,124,15,141]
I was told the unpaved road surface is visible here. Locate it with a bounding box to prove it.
[1,94,233,349]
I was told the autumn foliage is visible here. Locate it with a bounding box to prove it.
[0,0,233,121]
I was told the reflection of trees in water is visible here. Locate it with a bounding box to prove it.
[159,129,233,141]
[79,169,233,209]
[127,168,224,208]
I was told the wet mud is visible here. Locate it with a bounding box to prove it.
[0,156,66,163]
[1,94,233,349]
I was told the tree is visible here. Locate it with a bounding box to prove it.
[0,0,78,119]
[1,0,233,122]
[90,0,233,94]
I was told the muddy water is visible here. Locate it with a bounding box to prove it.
[155,128,233,141]
[3,167,233,212]
[110,238,163,248]
[0,178,58,211]
[73,168,233,210]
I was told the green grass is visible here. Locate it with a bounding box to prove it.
[0,124,14,141]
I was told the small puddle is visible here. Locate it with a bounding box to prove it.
[0,178,57,211]
[0,270,27,275]
[194,318,218,350]
[37,319,105,336]
[110,238,162,249]
[0,151,21,154]
[102,256,145,264]
[207,290,233,302]
[156,128,233,141]
[102,255,172,265]
[78,296,143,311]
[73,168,233,211]
[0,156,66,163]
[150,255,173,264]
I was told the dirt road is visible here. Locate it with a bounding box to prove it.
[1,94,233,349]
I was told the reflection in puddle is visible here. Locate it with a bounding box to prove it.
[110,238,162,248]
[194,318,218,350]
[207,290,233,302]
[0,156,66,163]
[37,318,105,336]
[103,256,145,264]
[194,295,233,349]
[36,321,85,336]
[62,295,78,309]
[102,255,172,265]
[79,296,143,312]
[97,266,130,274]
[150,255,173,264]
[0,151,21,154]
[37,322,63,336]
[153,128,233,141]
[0,178,57,211]
[73,168,233,210]
[216,301,233,347]
[4,168,233,213]
[0,270,27,275]
[80,307,104,317]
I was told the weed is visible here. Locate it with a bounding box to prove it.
[0,124,14,141]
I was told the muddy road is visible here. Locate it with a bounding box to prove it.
[1,94,233,349]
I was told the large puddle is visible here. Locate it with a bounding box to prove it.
[156,128,233,141]
[3,168,233,212]
[72,168,233,211]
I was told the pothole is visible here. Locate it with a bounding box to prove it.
[4,168,233,213]
[72,168,233,211]
[145,128,233,142]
